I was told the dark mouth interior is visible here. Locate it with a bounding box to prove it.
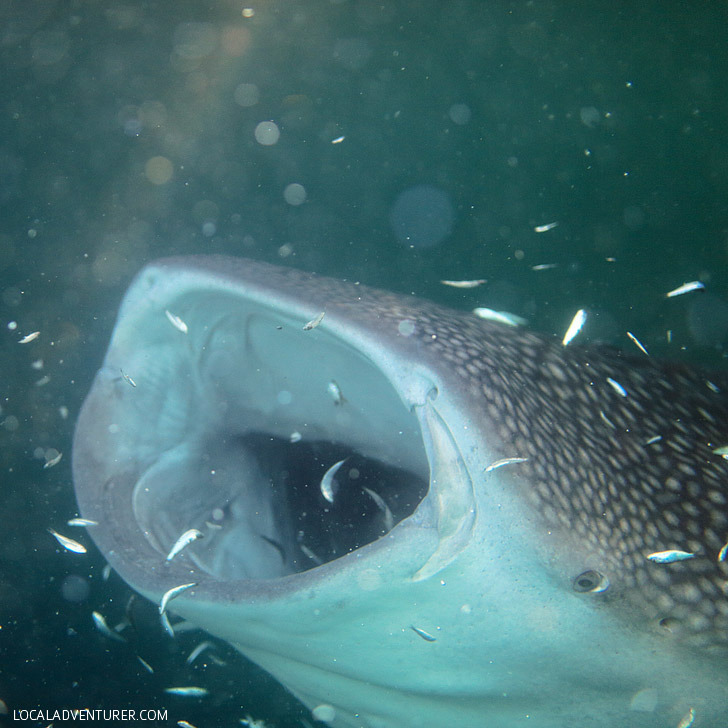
[238,433,428,572]
[152,432,430,581]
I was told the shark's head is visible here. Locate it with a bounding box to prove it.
[73,256,728,727]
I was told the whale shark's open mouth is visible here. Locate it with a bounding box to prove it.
[74,257,464,593]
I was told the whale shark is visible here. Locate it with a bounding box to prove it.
[73,256,728,727]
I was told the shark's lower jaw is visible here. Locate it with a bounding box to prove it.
[73,257,728,728]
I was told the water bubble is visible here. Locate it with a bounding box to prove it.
[173,22,218,60]
[255,121,280,146]
[688,294,728,347]
[145,156,173,185]
[398,319,416,337]
[390,185,454,248]
[312,705,336,723]
[580,106,600,128]
[61,575,90,603]
[234,83,260,107]
[448,103,472,125]
[283,183,306,206]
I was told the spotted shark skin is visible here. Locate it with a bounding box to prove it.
[73,256,728,728]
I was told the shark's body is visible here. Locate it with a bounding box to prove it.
[73,256,728,727]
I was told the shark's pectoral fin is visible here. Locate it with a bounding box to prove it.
[412,395,476,581]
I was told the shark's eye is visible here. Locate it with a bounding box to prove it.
[573,570,610,593]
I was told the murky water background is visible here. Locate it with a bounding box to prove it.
[1,1,727,725]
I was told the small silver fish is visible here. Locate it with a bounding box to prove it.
[606,377,627,397]
[303,311,325,330]
[67,517,98,527]
[137,656,154,673]
[331,136,345,144]
[599,411,616,429]
[484,457,528,473]
[160,582,197,615]
[677,707,696,728]
[160,609,175,638]
[186,640,213,664]
[440,279,486,289]
[410,625,437,642]
[362,487,395,531]
[164,687,209,697]
[177,721,198,728]
[120,368,137,387]
[320,459,347,504]
[48,528,86,554]
[562,309,586,346]
[166,528,204,561]
[18,331,40,344]
[718,542,728,563]
[472,308,527,327]
[626,331,649,356]
[165,309,189,333]
[300,543,323,565]
[666,281,705,298]
[531,263,558,271]
[534,222,559,233]
[43,451,63,469]
[644,435,663,446]
[327,380,346,405]
[646,550,696,564]
[92,611,126,642]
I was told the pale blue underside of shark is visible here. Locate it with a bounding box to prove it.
[73,256,728,727]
